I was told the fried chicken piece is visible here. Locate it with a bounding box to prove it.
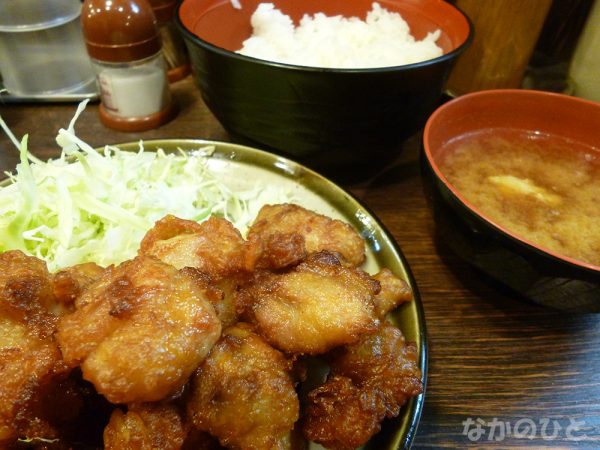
[104,403,186,450]
[11,372,101,450]
[371,268,413,319]
[303,375,386,450]
[240,252,379,355]
[0,251,74,445]
[57,256,221,404]
[180,267,249,330]
[211,276,246,329]
[140,215,247,279]
[247,204,366,267]
[303,323,422,449]
[182,429,225,450]
[244,231,307,271]
[142,214,251,327]
[0,250,57,316]
[139,214,203,248]
[52,262,105,313]
[329,323,423,413]
[47,371,116,449]
[0,325,63,445]
[280,428,309,450]
[187,323,299,450]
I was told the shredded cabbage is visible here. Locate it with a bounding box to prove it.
[0,101,294,272]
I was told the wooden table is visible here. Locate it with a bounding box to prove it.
[1,78,599,449]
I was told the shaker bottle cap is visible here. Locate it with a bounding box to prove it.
[147,0,177,24]
[81,0,161,63]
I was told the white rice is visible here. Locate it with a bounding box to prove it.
[236,2,443,69]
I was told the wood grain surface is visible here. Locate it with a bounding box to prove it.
[1,78,599,449]
[446,0,553,95]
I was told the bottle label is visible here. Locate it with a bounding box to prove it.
[97,65,169,118]
[98,73,119,113]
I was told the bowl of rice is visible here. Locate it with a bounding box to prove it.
[176,0,472,177]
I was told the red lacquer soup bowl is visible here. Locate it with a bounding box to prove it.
[422,89,600,312]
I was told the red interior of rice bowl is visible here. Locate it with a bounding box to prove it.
[179,0,471,55]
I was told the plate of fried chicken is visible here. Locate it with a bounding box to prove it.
[0,140,426,450]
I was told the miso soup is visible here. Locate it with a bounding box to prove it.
[439,128,600,267]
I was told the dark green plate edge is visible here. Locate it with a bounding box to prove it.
[111,138,428,450]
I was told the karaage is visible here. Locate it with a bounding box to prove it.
[371,268,413,318]
[182,429,226,450]
[52,262,105,313]
[178,267,251,330]
[0,251,75,445]
[187,323,300,450]
[303,323,422,449]
[239,252,380,355]
[244,231,306,271]
[301,375,386,450]
[329,322,423,413]
[56,256,221,404]
[0,250,56,316]
[0,203,420,450]
[104,403,186,450]
[247,204,365,267]
[139,215,247,279]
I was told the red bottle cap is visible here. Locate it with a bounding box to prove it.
[147,0,177,24]
[81,0,161,63]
